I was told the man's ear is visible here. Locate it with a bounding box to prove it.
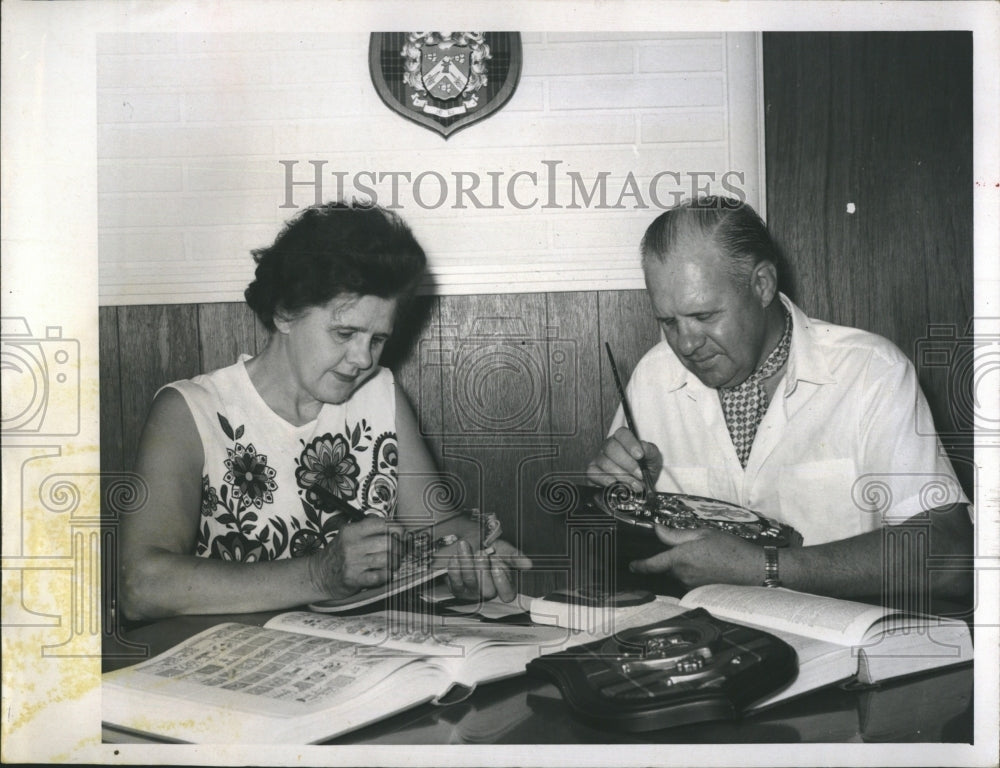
[750,260,778,307]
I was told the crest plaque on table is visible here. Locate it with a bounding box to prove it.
[369,32,522,138]
[583,483,802,548]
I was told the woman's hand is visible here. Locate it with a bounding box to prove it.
[308,516,401,600]
[445,539,532,603]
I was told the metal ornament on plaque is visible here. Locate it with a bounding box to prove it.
[369,32,522,138]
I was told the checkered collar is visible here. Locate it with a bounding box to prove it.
[662,293,836,395]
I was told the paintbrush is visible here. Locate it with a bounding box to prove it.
[605,342,657,495]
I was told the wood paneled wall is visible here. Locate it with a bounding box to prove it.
[99,291,660,596]
[100,32,975,605]
[763,31,974,497]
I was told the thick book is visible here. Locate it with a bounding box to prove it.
[855,664,972,742]
[101,608,570,744]
[529,584,973,709]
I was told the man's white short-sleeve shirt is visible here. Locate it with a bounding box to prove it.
[611,295,969,545]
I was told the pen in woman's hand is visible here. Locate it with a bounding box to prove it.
[308,484,367,523]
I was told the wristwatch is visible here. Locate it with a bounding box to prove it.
[763,545,781,588]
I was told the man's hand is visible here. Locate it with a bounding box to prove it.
[309,516,401,599]
[446,539,532,603]
[586,426,663,493]
[629,526,761,588]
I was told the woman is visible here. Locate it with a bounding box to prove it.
[121,201,529,621]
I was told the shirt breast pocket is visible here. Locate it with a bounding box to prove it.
[658,465,710,495]
[777,458,873,545]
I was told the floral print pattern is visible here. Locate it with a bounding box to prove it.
[289,528,324,558]
[200,475,219,517]
[224,443,278,509]
[198,411,394,561]
[210,530,266,563]
[361,433,399,517]
[295,434,360,512]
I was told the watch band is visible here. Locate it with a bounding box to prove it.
[763,545,781,588]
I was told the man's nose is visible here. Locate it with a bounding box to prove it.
[675,321,705,356]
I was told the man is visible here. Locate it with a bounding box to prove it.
[586,196,972,602]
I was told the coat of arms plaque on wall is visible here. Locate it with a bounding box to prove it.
[369,32,522,138]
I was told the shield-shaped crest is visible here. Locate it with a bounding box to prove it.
[370,32,522,139]
[421,40,471,100]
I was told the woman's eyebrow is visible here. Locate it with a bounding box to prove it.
[331,322,393,335]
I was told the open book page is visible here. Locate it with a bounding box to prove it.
[681,585,891,645]
[419,582,535,620]
[430,621,574,687]
[102,620,447,744]
[308,509,502,613]
[853,620,972,684]
[862,610,971,646]
[266,609,575,693]
[528,594,688,635]
[681,586,973,709]
[101,624,441,742]
[746,628,858,710]
[265,611,464,656]
[102,623,418,719]
[103,612,566,744]
[266,610,571,667]
[306,567,444,612]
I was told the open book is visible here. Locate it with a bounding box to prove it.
[102,608,570,744]
[308,508,502,612]
[530,584,973,710]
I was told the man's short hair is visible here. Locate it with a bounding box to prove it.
[640,196,781,283]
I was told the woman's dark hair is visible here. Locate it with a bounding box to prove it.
[640,195,781,283]
[245,201,427,331]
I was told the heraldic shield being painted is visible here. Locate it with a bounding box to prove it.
[370,32,522,138]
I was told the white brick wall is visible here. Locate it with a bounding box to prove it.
[97,31,763,304]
